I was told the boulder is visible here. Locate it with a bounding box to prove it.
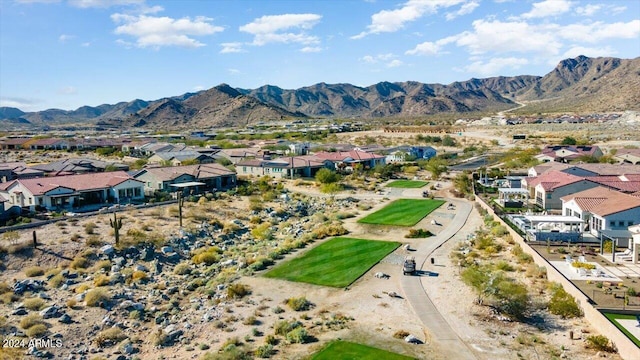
[40,306,61,319]
[100,245,115,256]
[59,314,72,324]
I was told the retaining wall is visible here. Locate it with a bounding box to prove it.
[475,197,640,360]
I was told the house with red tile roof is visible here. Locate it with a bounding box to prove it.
[614,148,640,165]
[0,137,32,150]
[561,187,640,236]
[536,145,603,163]
[313,150,385,171]
[527,171,600,210]
[0,171,144,212]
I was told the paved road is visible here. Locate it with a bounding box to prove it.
[400,199,478,360]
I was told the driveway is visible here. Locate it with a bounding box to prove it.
[400,199,478,360]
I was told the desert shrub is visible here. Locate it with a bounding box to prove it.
[254,344,275,358]
[129,310,144,320]
[311,222,348,239]
[151,329,169,347]
[249,257,274,271]
[490,224,509,237]
[20,314,45,329]
[227,283,251,299]
[84,222,98,235]
[286,297,311,311]
[547,283,582,318]
[86,235,103,246]
[131,271,148,282]
[243,316,258,326]
[192,247,222,265]
[174,262,191,275]
[25,266,44,277]
[94,275,111,287]
[495,261,514,272]
[24,297,45,310]
[320,183,343,194]
[66,299,77,308]
[272,306,284,314]
[627,287,637,296]
[85,288,110,307]
[48,274,65,288]
[0,281,11,294]
[405,229,433,238]
[571,262,596,270]
[26,323,48,337]
[94,260,112,272]
[0,292,19,304]
[70,256,89,270]
[285,327,309,344]
[75,284,91,294]
[95,328,127,347]
[585,335,614,352]
[251,223,273,241]
[70,233,82,241]
[274,320,301,336]
[393,330,410,339]
[265,334,278,345]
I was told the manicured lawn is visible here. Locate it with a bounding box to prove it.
[310,340,416,360]
[264,237,399,287]
[386,180,428,188]
[602,312,640,347]
[358,199,445,226]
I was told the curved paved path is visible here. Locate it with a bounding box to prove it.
[400,198,477,360]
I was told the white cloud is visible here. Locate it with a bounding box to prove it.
[387,59,404,68]
[81,41,91,47]
[463,57,528,76]
[454,19,563,56]
[57,86,77,95]
[611,6,626,14]
[68,0,145,8]
[360,53,403,68]
[58,34,75,42]
[300,46,322,53]
[115,38,133,48]
[575,4,601,17]
[560,45,615,60]
[405,35,457,55]
[521,0,574,19]
[0,96,44,112]
[240,14,322,46]
[560,20,640,43]
[228,68,241,75]
[15,0,60,4]
[352,0,465,39]
[445,1,479,21]
[220,42,244,53]
[193,85,205,91]
[111,13,224,48]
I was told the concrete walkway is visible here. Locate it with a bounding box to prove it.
[400,199,478,360]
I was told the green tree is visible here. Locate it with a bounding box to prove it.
[442,135,457,147]
[453,172,473,196]
[423,158,448,179]
[315,168,340,184]
[561,136,577,145]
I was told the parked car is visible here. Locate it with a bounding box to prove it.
[403,256,416,275]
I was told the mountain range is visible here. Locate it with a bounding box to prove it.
[1,56,638,129]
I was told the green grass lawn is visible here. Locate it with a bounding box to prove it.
[310,340,416,360]
[602,312,640,347]
[264,237,399,287]
[358,199,445,226]
[386,180,428,188]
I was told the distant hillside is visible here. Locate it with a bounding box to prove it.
[116,84,306,129]
[0,107,26,119]
[517,56,640,112]
[3,56,638,129]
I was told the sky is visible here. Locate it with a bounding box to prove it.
[1,0,639,112]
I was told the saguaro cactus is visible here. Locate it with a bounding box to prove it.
[110,212,123,246]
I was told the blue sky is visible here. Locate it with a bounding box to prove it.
[1,0,638,112]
